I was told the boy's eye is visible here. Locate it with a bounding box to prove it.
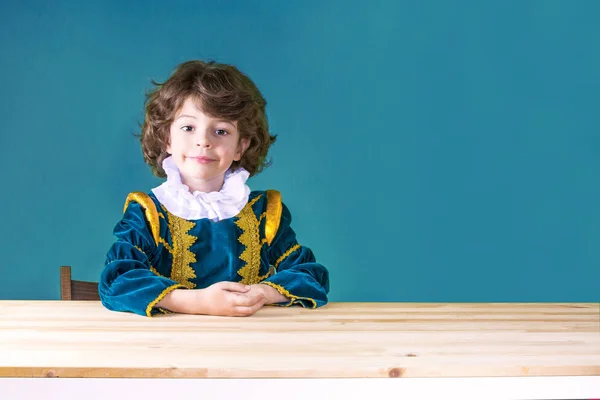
[181,125,194,132]
[215,129,229,136]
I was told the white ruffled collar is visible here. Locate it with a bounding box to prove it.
[151,156,250,222]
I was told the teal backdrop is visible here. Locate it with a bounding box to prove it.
[1,0,598,302]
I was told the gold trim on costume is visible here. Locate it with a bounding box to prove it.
[132,245,164,277]
[162,211,198,289]
[261,281,317,309]
[265,190,282,245]
[273,244,301,270]
[145,284,186,317]
[235,195,271,284]
[149,265,160,276]
[123,192,160,246]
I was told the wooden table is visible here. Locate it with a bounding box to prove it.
[0,301,598,399]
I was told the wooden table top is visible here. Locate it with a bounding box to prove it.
[0,301,598,378]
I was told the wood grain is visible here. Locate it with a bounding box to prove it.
[0,301,598,378]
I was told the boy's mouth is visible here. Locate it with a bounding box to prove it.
[188,156,216,164]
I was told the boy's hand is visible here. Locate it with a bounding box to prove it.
[197,282,267,316]
[158,282,266,316]
[248,284,290,305]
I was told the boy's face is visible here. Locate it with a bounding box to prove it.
[167,97,249,193]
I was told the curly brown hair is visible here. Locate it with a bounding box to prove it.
[138,60,276,178]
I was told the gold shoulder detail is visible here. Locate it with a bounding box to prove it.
[265,190,282,245]
[123,191,160,246]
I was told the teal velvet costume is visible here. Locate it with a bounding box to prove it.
[99,190,329,317]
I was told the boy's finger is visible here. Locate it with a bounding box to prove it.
[234,292,265,307]
[218,282,251,293]
[234,297,266,316]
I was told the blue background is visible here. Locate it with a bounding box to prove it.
[1,0,598,301]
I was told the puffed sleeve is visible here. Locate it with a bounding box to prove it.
[98,198,186,317]
[261,202,330,308]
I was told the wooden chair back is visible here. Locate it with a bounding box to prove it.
[60,265,100,301]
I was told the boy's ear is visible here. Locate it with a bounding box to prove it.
[235,138,250,161]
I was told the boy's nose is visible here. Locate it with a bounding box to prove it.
[195,133,212,148]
